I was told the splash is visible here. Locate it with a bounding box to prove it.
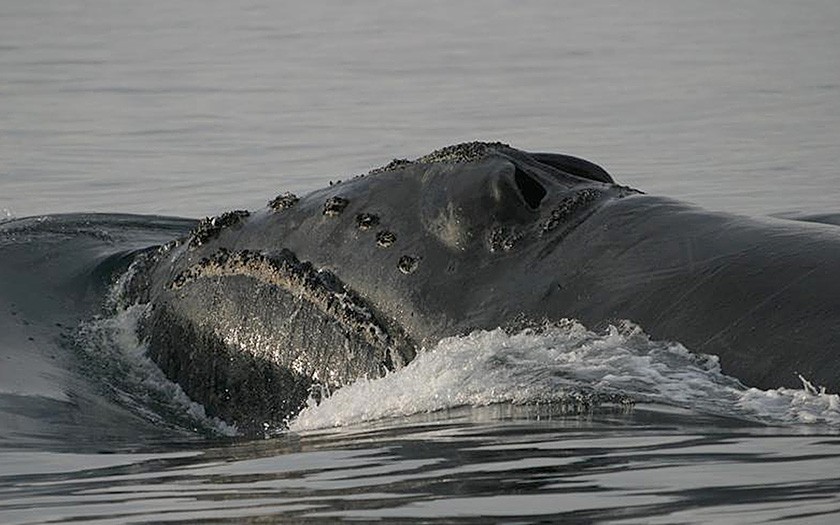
[75,305,238,437]
[291,321,840,431]
[738,376,840,424]
[76,291,840,436]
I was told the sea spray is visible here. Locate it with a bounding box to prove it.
[292,321,840,431]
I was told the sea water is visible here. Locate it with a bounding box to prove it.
[2,1,840,523]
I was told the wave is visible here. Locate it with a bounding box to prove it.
[291,321,840,431]
[0,213,201,448]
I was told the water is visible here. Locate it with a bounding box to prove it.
[4,415,840,523]
[2,1,840,523]
[2,0,840,218]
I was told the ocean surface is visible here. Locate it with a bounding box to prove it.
[2,1,840,523]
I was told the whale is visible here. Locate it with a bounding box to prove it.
[118,142,840,433]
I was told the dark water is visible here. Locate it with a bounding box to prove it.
[2,1,840,523]
[4,407,840,524]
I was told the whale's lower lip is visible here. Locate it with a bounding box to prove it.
[141,246,416,434]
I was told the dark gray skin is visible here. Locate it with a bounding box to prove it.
[126,142,840,434]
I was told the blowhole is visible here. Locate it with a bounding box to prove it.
[514,166,547,209]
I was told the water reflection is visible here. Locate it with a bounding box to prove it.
[2,405,839,523]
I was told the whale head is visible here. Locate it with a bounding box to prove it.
[129,143,635,434]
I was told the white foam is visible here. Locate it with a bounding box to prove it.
[737,376,840,425]
[76,305,238,437]
[291,321,840,431]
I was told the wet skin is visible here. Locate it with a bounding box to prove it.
[126,143,840,432]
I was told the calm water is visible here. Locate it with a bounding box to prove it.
[2,0,840,218]
[2,1,840,523]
